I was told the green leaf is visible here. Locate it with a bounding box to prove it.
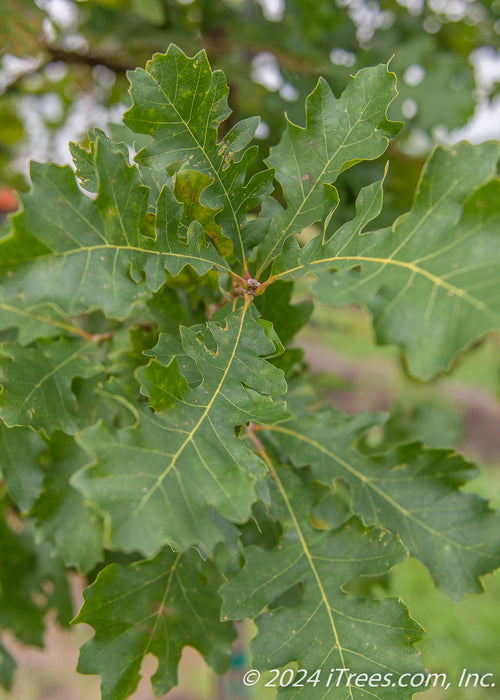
[0,292,91,345]
[265,410,500,599]
[2,38,500,697]
[0,422,45,512]
[0,338,102,435]
[74,547,235,700]
[286,142,500,378]
[254,63,401,275]
[35,539,74,628]
[378,403,462,451]
[0,506,47,647]
[124,45,274,264]
[71,129,164,207]
[146,284,207,337]
[221,466,423,698]
[2,137,229,319]
[69,128,127,194]
[174,169,233,258]
[73,306,288,556]
[31,432,104,573]
[0,641,15,691]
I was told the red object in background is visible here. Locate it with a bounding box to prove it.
[0,187,18,213]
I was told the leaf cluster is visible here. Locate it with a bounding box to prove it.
[0,45,499,698]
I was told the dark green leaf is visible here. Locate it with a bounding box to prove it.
[124,45,274,264]
[0,422,45,512]
[174,169,233,258]
[282,142,500,378]
[74,547,235,700]
[31,432,104,573]
[0,339,102,435]
[0,641,15,691]
[2,138,229,319]
[69,128,127,194]
[255,280,312,345]
[254,64,401,275]
[0,295,87,346]
[266,410,500,598]
[0,509,51,645]
[73,306,288,556]
[222,466,423,699]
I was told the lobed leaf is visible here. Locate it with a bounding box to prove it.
[273,142,500,378]
[69,128,128,194]
[1,43,499,699]
[254,63,401,275]
[74,548,235,700]
[1,136,229,320]
[0,295,87,346]
[124,44,274,265]
[73,305,288,556]
[265,409,500,599]
[174,169,233,257]
[0,422,45,512]
[222,466,424,699]
[0,338,102,436]
[31,432,104,573]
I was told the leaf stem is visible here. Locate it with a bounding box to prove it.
[245,422,264,452]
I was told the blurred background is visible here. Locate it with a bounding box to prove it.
[1,0,500,698]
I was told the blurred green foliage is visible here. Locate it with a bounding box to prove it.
[1,0,499,201]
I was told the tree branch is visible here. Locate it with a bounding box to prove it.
[0,45,132,96]
[45,46,132,75]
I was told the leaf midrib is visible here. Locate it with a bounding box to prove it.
[9,242,232,274]
[266,424,498,557]
[2,340,93,423]
[131,299,250,517]
[266,456,354,700]
[143,65,247,267]
[270,254,497,320]
[0,302,92,340]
